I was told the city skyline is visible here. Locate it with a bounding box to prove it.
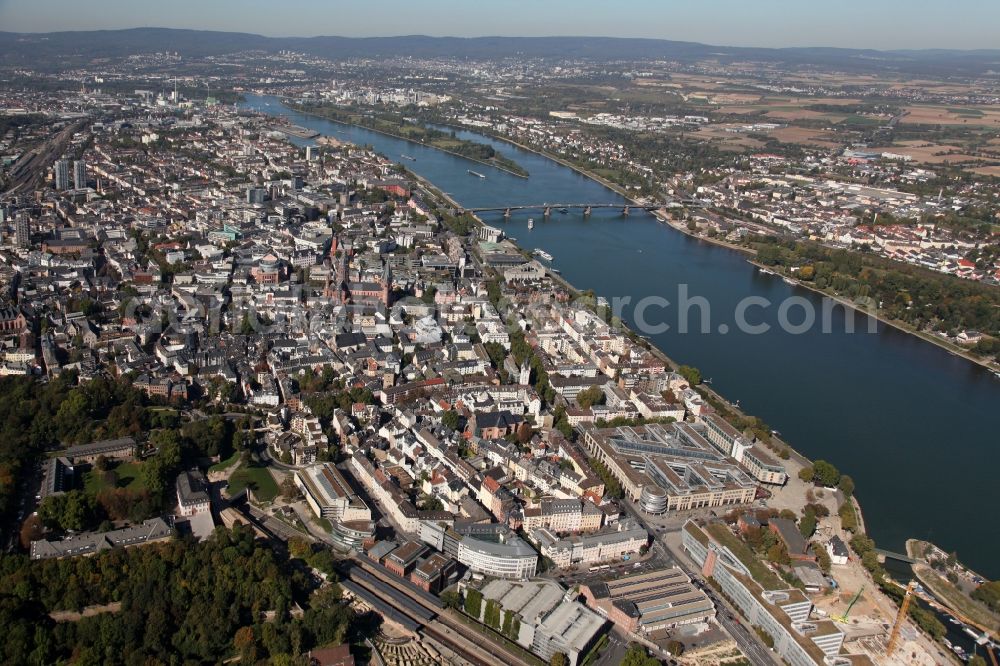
[1,9,999,666]
[1,0,1000,51]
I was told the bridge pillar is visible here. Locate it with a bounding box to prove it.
[503,208,511,221]
[622,205,630,217]
[543,206,552,218]
[583,206,592,217]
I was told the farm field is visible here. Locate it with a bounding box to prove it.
[901,105,1000,127]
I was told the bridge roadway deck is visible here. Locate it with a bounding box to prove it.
[466,202,655,213]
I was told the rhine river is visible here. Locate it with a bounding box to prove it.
[243,94,1000,579]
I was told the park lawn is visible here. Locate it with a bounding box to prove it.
[839,114,881,126]
[208,449,241,473]
[911,562,1000,636]
[228,463,279,502]
[84,461,147,495]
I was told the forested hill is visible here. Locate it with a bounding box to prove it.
[2,28,999,76]
[0,525,361,663]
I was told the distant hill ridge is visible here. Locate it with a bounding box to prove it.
[1,27,999,75]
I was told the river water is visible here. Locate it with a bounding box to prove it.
[242,94,1000,579]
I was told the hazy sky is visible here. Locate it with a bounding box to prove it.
[1,0,999,50]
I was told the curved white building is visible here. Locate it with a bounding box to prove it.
[457,532,538,580]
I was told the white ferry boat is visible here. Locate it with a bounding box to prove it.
[527,218,534,229]
[534,249,554,261]
[963,626,985,643]
[468,169,485,179]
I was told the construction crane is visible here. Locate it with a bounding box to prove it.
[886,580,917,657]
[832,585,865,623]
[886,577,998,644]
[881,577,998,665]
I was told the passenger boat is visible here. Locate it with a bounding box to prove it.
[963,626,982,641]
[400,154,416,161]
[468,169,485,179]
[527,218,534,229]
[534,249,554,261]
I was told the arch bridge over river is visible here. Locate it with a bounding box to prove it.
[463,200,707,218]
[465,203,653,218]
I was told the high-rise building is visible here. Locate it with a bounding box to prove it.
[15,211,30,248]
[247,187,267,205]
[54,159,70,191]
[73,160,87,189]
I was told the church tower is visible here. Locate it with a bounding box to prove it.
[329,234,338,262]
[381,260,392,307]
[519,362,531,386]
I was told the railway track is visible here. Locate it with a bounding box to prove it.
[343,558,536,666]
[3,120,86,194]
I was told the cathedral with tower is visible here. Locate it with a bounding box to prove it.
[323,234,392,307]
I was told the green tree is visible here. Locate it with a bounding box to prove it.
[812,460,841,487]
[441,410,460,431]
[813,542,832,573]
[621,643,660,666]
[440,589,461,610]
[837,474,855,497]
[484,599,501,629]
[767,542,791,565]
[799,513,817,539]
[501,609,514,637]
[464,588,482,618]
[38,490,97,532]
[0,524,354,664]
[678,365,702,386]
[798,466,814,482]
[142,430,183,497]
[419,495,444,511]
[550,653,568,666]
[972,580,1000,613]
[909,606,945,639]
[233,626,258,665]
[839,501,858,532]
[576,385,606,409]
